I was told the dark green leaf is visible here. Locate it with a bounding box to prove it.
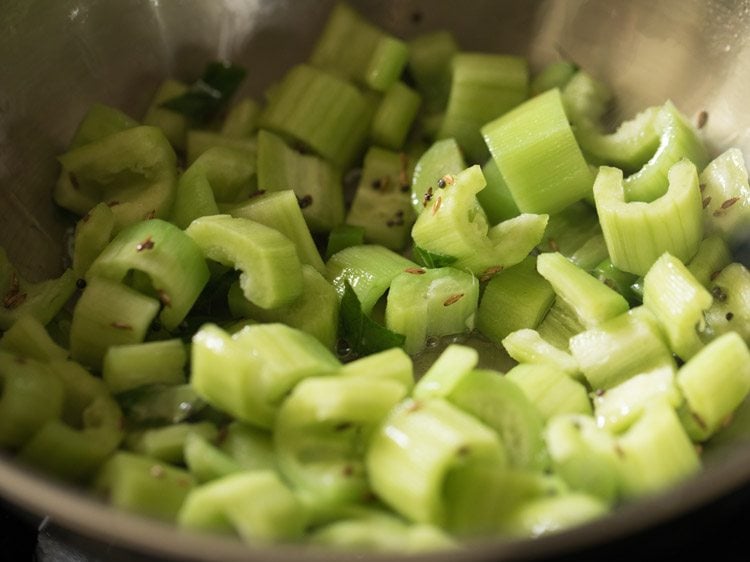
[161,62,246,123]
[413,246,457,268]
[339,281,405,356]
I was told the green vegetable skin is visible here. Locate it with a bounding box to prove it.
[3,0,750,555]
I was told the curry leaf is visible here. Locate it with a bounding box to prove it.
[161,61,246,123]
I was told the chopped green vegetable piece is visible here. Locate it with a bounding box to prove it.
[575,105,661,175]
[309,508,455,553]
[259,65,372,168]
[412,165,548,275]
[185,130,257,166]
[643,252,713,360]
[127,421,217,464]
[88,218,210,330]
[69,103,139,150]
[501,329,579,376]
[185,146,257,204]
[331,350,411,391]
[178,471,307,542]
[438,53,529,162]
[593,365,680,434]
[310,2,408,92]
[191,323,340,429]
[477,158,521,224]
[699,147,750,244]
[385,267,479,355]
[544,415,621,504]
[413,344,479,401]
[616,401,700,499]
[228,265,339,350]
[220,97,261,138]
[73,202,116,277]
[476,256,555,343]
[505,364,591,421]
[448,369,548,471]
[482,88,594,214]
[22,360,123,479]
[570,306,675,391]
[370,82,422,150]
[500,492,608,538]
[143,80,189,150]
[103,339,187,395]
[327,244,417,314]
[676,332,750,440]
[560,70,612,125]
[537,252,629,329]
[275,375,407,518]
[256,130,345,233]
[94,452,194,521]
[70,277,160,370]
[219,422,276,472]
[0,352,64,448]
[536,297,585,350]
[57,126,178,232]
[183,432,242,484]
[0,314,68,362]
[366,398,506,526]
[346,147,417,250]
[229,189,325,274]
[594,159,704,276]
[686,236,733,289]
[539,202,602,261]
[186,214,303,310]
[702,263,750,345]
[0,248,77,331]
[620,102,709,203]
[408,31,458,113]
[410,138,466,215]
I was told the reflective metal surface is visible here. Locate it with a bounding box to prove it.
[1,0,750,560]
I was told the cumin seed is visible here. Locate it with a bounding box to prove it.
[3,291,27,310]
[405,267,426,275]
[443,293,464,306]
[158,290,172,307]
[696,110,709,129]
[136,236,155,252]
[431,196,443,215]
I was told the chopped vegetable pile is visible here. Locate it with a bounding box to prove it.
[1,1,750,554]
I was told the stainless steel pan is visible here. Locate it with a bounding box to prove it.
[1,1,749,559]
